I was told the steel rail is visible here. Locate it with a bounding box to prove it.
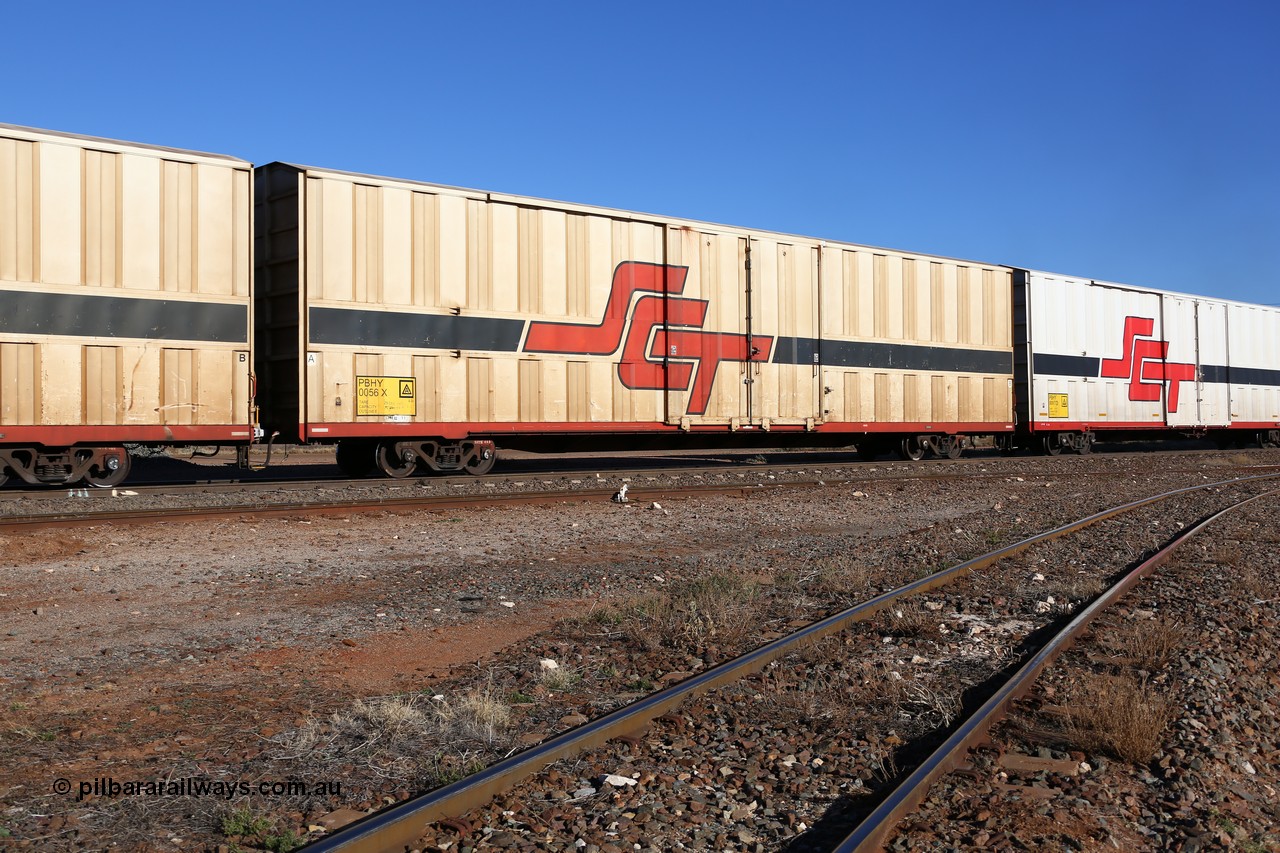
[833,487,1280,853]
[296,471,1280,852]
[4,448,1275,504]
[0,467,1142,528]
[0,447,920,500]
[0,483,781,532]
[6,460,1279,528]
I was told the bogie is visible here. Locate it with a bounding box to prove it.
[898,436,926,461]
[82,448,132,488]
[375,442,418,479]
[930,435,964,460]
[0,446,131,487]
[462,442,497,476]
[1042,433,1064,456]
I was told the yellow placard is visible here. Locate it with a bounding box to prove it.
[1047,393,1069,419]
[356,375,416,416]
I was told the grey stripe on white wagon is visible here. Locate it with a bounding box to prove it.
[0,289,248,343]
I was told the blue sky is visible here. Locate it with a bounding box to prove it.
[4,1,1277,305]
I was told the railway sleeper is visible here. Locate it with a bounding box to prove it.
[0,445,131,488]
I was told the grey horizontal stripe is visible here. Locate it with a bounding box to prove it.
[1203,364,1280,387]
[0,289,247,343]
[309,306,525,351]
[774,337,1012,374]
[1034,356,1280,388]
[1201,364,1229,384]
[1033,353,1101,377]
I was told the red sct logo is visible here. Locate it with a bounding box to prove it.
[523,262,773,416]
[1100,316,1196,411]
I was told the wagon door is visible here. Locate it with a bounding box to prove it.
[1162,295,1218,428]
[660,228,755,427]
[750,236,822,429]
[1194,300,1230,426]
[659,229,817,428]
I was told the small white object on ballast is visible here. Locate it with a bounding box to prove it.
[612,484,629,503]
[603,774,637,787]
[539,658,559,671]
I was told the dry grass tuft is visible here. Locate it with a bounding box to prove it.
[537,663,581,692]
[875,602,942,641]
[899,681,961,727]
[1064,674,1172,763]
[275,687,511,788]
[622,573,761,651]
[806,554,874,599]
[790,634,850,666]
[1111,618,1187,673]
[757,648,872,722]
[772,555,872,610]
[1043,572,1107,607]
[438,687,512,744]
[761,665,845,719]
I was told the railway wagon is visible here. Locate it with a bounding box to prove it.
[253,162,1015,476]
[0,124,256,486]
[1015,269,1280,453]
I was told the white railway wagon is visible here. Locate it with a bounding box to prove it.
[254,162,1014,475]
[1016,269,1280,452]
[0,124,255,486]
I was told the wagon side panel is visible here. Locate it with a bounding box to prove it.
[1226,302,1280,430]
[0,125,253,444]
[818,247,1013,434]
[296,170,683,440]
[1026,272,1166,432]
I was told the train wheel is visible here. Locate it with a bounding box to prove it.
[83,448,131,488]
[994,434,1017,456]
[335,440,376,478]
[898,436,925,461]
[935,435,963,460]
[1076,433,1092,454]
[463,444,497,476]
[1042,433,1063,456]
[0,467,8,487]
[375,442,418,479]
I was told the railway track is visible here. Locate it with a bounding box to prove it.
[3,450,1277,531]
[0,483,772,532]
[1,443,1273,504]
[835,487,1280,851]
[295,472,1280,852]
